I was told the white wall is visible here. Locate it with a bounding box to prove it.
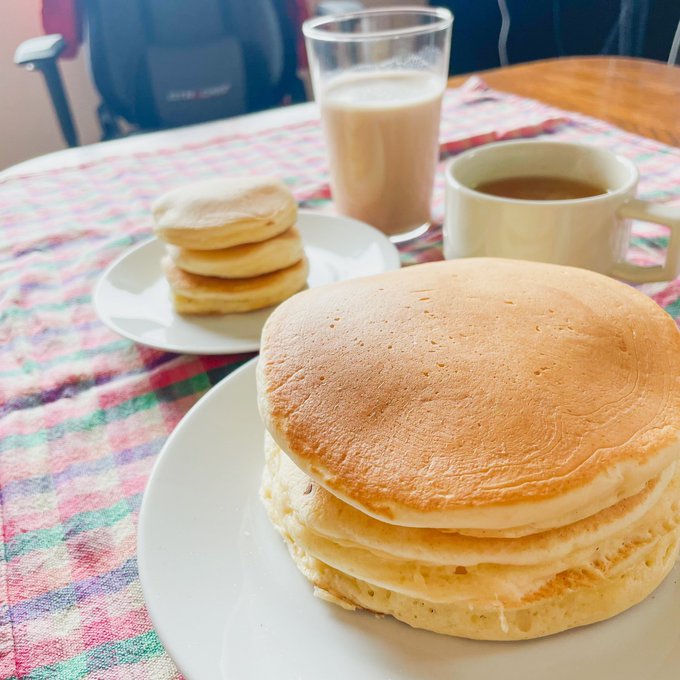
[0,1,100,170]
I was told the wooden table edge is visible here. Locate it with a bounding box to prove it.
[448,56,680,146]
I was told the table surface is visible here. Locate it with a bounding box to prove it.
[449,57,680,146]
[5,56,679,178]
[2,55,680,680]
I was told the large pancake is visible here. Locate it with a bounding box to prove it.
[153,176,296,249]
[258,258,680,530]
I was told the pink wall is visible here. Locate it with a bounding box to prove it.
[0,1,100,169]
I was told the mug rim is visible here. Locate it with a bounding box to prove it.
[445,140,638,206]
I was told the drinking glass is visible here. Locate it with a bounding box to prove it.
[303,7,453,242]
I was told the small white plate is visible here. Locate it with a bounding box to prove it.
[94,212,400,354]
[138,359,680,680]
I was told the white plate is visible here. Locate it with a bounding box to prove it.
[94,212,400,354]
[138,359,680,680]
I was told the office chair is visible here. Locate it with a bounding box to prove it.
[15,0,305,147]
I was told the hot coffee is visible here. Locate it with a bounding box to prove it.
[444,140,680,283]
[474,176,606,201]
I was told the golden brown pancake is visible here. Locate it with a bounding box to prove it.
[163,256,307,314]
[167,227,304,279]
[257,258,680,531]
[152,176,296,250]
[258,257,680,640]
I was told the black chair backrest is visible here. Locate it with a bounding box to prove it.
[85,0,300,129]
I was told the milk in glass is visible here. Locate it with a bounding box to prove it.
[320,71,444,236]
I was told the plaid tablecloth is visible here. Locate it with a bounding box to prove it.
[1,79,680,679]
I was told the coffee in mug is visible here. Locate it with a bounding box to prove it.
[443,140,680,283]
[474,176,606,201]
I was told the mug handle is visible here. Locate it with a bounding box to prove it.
[610,199,680,283]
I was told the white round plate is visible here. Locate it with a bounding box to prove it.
[94,211,400,354]
[138,359,680,680]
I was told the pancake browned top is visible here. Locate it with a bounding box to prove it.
[257,259,680,529]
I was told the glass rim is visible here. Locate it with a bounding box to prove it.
[302,6,453,43]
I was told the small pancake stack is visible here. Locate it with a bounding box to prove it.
[257,258,680,640]
[152,176,308,314]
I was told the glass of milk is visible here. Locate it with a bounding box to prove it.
[303,7,453,242]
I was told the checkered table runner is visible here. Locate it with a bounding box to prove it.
[1,79,679,679]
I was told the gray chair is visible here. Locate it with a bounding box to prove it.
[15,0,305,147]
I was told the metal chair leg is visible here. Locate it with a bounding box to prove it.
[38,60,79,148]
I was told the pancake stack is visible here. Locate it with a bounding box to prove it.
[152,176,308,314]
[257,258,680,640]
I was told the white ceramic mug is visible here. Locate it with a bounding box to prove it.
[443,141,680,282]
